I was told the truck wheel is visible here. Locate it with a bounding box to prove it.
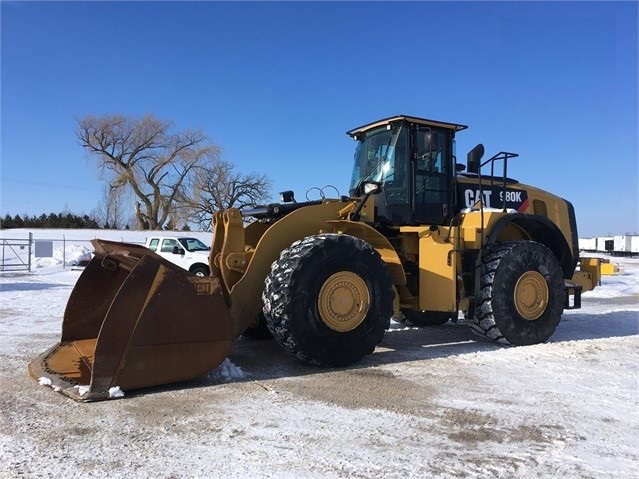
[190,265,210,277]
[262,234,393,367]
[398,309,450,327]
[472,241,565,346]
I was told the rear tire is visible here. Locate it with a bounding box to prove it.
[472,241,565,345]
[263,234,393,367]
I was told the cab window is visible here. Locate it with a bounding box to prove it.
[349,124,409,206]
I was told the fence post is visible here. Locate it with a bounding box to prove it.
[28,232,32,272]
[63,235,66,269]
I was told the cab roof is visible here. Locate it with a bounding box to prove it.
[347,115,468,139]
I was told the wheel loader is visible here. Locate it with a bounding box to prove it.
[29,115,602,401]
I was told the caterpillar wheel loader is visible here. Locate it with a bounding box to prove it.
[29,115,602,401]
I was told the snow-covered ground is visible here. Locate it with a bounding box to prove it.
[0,229,637,478]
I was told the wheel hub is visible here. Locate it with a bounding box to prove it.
[514,271,548,321]
[318,272,370,332]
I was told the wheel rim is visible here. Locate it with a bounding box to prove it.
[318,272,370,332]
[514,271,549,321]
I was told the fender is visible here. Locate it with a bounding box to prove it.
[325,219,407,286]
[485,213,576,278]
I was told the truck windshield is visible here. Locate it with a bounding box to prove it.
[178,238,210,252]
[349,124,406,197]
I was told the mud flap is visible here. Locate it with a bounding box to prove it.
[28,239,235,402]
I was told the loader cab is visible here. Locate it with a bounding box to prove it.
[348,115,467,226]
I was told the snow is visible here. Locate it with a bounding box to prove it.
[76,385,91,396]
[37,377,52,386]
[212,358,247,381]
[0,229,638,478]
[108,387,125,399]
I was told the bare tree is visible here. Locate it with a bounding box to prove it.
[183,160,272,230]
[77,114,221,229]
[92,182,131,228]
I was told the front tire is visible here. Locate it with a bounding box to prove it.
[472,241,565,346]
[262,234,394,367]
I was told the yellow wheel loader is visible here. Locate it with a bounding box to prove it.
[29,115,601,401]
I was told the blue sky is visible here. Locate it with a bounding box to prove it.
[1,1,637,236]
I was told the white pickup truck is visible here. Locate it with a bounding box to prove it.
[145,236,211,276]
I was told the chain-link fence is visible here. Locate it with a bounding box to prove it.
[0,233,146,273]
[0,234,33,272]
[0,231,212,273]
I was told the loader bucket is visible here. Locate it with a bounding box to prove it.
[28,239,235,402]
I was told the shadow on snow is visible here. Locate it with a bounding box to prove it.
[0,282,71,292]
[126,308,638,399]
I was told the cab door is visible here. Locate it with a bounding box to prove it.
[412,127,452,225]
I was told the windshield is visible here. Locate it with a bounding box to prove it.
[349,124,406,196]
[178,238,210,252]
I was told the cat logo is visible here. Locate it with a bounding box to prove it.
[462,186,529,212]
[193,278,222,295]
[195,282,213,295]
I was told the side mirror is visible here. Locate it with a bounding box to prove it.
[351,181,382,221]
[362,181,383,195]
[467,144,485,174]
[172,246,185,255]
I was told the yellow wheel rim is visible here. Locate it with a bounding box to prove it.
[514,271,548,321]
[318,272,370,332]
